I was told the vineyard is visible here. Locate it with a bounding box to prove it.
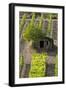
[19,12,58,78]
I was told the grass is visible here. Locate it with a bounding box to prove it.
[29,53,48,77]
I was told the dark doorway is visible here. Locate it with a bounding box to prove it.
[40,41,44,48]
[44,40,48,48]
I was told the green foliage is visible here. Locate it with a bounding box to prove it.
[23,13,35,41]
[19,14,26,32]
[43,13,50,19]
[30,13,35,27]
[38,14,43,30]
[29,53,48,77]
[22,13,58,42]
[23,13,45,42]
[51,13,58,19]
[46,14,52,37]
[19,56,24,67]
[43,13,57,19]
[55,55,58,76]
[43,13,57,37]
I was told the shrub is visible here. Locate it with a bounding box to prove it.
[23,13,46,42]
[23,13,35,41]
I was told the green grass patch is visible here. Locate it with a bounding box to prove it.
[29,53,48,77]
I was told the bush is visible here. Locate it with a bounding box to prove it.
[23,13,46,42]
[29,53,48,77]
[23,13,35,41]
